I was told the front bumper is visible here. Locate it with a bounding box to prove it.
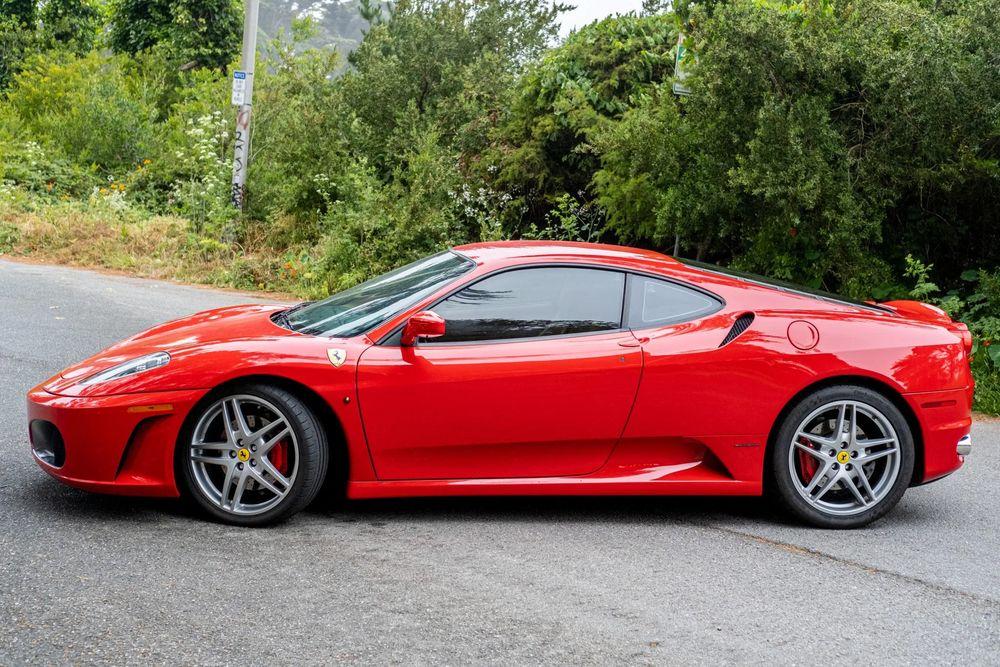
[26,385,206,497]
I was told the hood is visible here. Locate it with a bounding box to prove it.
[44,304,307,396]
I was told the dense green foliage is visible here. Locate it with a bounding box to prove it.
[592,0,999,299]
[489,11,676,234]
[0,0,35,25]
[108,0,242,70]
[1,0,999,405]
[38,0,101,52]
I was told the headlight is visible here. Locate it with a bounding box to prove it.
[78,352,171,386]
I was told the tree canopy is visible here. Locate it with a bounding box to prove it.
[108,0,242,70]
[0,0,996,302]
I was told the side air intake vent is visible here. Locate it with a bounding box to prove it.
[719,313,755,347]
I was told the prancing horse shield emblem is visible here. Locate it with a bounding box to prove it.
[327,348,347,368]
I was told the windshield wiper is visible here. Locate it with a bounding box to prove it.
[275,301,313,332]
[274,310,293,330]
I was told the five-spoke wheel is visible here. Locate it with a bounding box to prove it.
[772,386,914,528]
[177,384,328,526]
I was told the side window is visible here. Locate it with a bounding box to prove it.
[627,275,721,328]
[429,267,626,343]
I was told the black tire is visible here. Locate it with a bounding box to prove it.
[770,385,914,529]
[176,383,329,527]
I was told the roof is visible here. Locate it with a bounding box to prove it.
[450,242,892,317]
[451,241,681,272]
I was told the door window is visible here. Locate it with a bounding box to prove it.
[627,275,721,328]
[429,267,626,343]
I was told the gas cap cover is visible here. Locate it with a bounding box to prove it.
[787,320,820,350]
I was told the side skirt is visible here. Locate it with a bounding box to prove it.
[347,474,761,500]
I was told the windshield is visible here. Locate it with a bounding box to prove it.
[679,258,890,313]
[285,251,475,337]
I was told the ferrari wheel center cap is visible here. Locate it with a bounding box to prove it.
[836,451,851,464]
[237,448,251,462]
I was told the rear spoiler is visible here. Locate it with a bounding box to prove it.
[880,300,972,354]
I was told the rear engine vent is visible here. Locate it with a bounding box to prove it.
[719,313,755,347]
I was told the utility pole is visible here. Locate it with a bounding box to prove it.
[231,0,260,210]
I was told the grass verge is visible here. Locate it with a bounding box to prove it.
[0,195,317,297]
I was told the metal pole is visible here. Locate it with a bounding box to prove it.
[231,0,259,210]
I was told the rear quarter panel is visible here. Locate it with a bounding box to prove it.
[620,300,971,485]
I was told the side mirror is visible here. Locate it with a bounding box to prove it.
[401,310,446,347]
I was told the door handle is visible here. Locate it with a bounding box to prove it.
[618,337,649,348]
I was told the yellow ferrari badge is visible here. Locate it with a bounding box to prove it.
[836,451,851,464]
[237,448,251,462]
[327,348,347,368]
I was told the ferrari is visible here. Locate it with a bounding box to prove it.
[27,242,973,527]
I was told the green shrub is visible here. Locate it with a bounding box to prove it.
[903,255,1000,413]
[589,0,998,297]
[316,131,508,292]
[487,12,677,233]
[0,16,37,89]
[0,220,18,252]
[244,26,346,227]
[108,0,242,71]
[5,52,158,172]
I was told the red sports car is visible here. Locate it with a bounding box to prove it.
[27,242,973,527]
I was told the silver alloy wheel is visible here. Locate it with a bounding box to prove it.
[788,400,901,517]
[188,394,299,516]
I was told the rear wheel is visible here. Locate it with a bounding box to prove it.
[177,384,328,526]
[771,386,914,528]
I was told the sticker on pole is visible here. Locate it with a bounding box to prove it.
[231,70,248,106]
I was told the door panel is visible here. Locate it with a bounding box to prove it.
[357,332,643,480]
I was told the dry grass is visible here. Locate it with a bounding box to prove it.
[0,198,312,297]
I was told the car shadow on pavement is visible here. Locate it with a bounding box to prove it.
[21,474,791,527]
[310,494,800,528]
[19,474,941,529]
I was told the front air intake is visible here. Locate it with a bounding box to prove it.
[719,313,755,347]
[30,420,65,468]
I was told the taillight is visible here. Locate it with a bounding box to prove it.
[951,322,973,356]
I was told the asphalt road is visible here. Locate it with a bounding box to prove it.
[1,258,998,665]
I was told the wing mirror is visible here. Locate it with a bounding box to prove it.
[401,310,446,346]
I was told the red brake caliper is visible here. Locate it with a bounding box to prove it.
[270,440,290,476]
[798,437,818,483]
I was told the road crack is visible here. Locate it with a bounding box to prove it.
[706,523,1000,608]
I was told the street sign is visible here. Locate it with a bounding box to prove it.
[231,70,248,106]
[672,33,692,97]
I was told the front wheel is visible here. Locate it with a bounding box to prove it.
[177,384,328,526]
[771,386,914,528]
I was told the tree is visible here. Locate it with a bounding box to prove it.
[591,0,1000,295]
[170,0,243,71]
[0,15,35,89]
[0,0,35,25]
[39,0,102,53]
[340,0,564,174]
[486,13,677,233]
[107,0,172,55]
[358,0,385,26]
[108,0,241,70]
[641,0,670,14]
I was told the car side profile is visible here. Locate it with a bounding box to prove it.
[27,241,973,527]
